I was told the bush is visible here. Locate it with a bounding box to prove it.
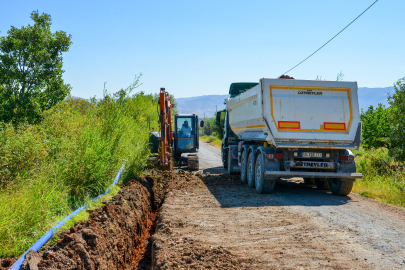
[353,147,405,207]
[202,117,224,140]
[0,91,158,257]
[0,124,48,186]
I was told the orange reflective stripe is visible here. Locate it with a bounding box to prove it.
[324,122,346,130]
[278,121,300,129]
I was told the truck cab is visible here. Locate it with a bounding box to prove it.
[216,83,258,172]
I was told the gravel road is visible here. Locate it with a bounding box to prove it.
[170,140,405,269]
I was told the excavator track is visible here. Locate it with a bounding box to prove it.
[187,154,199,171]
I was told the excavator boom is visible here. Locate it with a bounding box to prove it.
[158,88,174,170]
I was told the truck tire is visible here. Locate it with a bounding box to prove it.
[247,151,255,188]
[303,177,316,185]
[315,178,330,190]
[329,178,353,196]
[255,153,275,194]
[240,150,248,183]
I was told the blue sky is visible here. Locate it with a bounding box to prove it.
[1,0,403,99]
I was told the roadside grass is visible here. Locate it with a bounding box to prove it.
[200,135,222,148]
[352,147,405,208]
[0,92,158,257]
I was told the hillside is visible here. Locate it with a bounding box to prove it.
[176,94,229,117]
[176,87,396,116]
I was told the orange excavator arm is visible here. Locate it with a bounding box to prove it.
[158,88,174,170]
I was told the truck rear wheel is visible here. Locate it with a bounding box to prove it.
[329,178,353,196]
[240,150,248,183]
[255,153,275,194]
[303,177,315,185]
[315,178,330,190]
[247,151,255,188]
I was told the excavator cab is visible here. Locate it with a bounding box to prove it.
[174,114,201,153]
[173,114,204,170]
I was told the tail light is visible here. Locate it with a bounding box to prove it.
[339,155,354,162]
[267,154,283,159]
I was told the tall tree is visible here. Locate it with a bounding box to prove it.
[388,77,405,162]
[0,11,72,125]
[360,104,392,149]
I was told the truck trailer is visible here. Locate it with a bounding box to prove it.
[216,78,362,196]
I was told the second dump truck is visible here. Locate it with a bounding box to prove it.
[216,78,362,196]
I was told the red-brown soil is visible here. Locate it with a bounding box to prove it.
[20,175,166,270]
[0,258,16,270]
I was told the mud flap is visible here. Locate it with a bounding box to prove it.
[228,145,240,174]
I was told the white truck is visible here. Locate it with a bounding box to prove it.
[215,78,362,196]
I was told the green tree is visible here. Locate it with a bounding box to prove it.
[202,116,224,139]
[388,77,405,161]
[360,104,392,149]
[0,11,72,125]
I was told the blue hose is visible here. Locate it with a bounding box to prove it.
[10,163,125,270]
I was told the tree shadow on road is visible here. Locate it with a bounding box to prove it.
[198,174,354,208]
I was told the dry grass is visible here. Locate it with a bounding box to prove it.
[352,147,405,208]
[200,135,222,148]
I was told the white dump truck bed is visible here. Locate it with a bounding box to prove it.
[226,78,362,149]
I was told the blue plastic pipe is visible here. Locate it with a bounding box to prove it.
[10,163,125,270]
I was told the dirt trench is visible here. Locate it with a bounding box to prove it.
[20,174,166,270]
[17,170,250,270]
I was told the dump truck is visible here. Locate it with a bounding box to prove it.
[216,78,362,196]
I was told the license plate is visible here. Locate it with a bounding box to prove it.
[290,161,334,169]
[302,152,322,158]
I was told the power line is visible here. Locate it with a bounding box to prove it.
[281,0,379,76]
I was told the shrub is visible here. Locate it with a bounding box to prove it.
[0,91,158,257]
[353,147,405,207]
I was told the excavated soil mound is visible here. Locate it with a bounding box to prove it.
[21,175,166,270]
[0,258,16,270]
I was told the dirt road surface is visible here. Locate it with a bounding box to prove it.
[197,140,228,175]
[156,140,405,269]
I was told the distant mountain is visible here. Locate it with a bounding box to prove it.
[176,94,229,118]
[176,87,396,117]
